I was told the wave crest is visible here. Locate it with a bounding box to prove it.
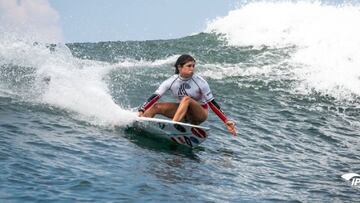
[206,2,360,101]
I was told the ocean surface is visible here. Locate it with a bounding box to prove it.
[1,2,360,202]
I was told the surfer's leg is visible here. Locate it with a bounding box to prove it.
[173,96,208,124]
[142,102,179,119]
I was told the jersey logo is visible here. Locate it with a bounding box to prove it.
[178,83,190,96]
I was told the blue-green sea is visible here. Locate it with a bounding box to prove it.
[1,2,360,202]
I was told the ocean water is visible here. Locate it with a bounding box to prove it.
[1,2,360,202]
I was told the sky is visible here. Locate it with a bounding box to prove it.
[49,0,239,43]
[0,0,348,43]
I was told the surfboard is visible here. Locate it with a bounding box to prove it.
[133,117,210,148]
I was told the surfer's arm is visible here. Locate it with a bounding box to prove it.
[208,99,228,123]
[138,94,161,113]
[208,99,236,136]
[138,75,176,114]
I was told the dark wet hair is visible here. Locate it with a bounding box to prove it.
[174,54,196,74]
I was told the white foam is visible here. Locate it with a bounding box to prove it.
[40,58,137,126]
[0,35,136,127]
[206,2,360,101]
[114,55,179,68]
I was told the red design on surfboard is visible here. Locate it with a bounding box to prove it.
[171,137,179,144]
[191,127,207,138]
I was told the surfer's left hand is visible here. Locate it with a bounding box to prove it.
[226,120,237,136]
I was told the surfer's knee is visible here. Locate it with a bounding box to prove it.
[180,96,192,103]
[152,103,161,112]
[152,103,166,114]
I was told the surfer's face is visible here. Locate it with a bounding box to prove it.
[179,62,195,78]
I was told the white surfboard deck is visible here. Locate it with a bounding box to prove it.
[133,117,210,148]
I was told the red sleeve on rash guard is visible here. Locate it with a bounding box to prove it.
[208,99,228,123]
[139,94,161,112]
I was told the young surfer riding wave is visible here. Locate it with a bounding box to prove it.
[138,54,236,136]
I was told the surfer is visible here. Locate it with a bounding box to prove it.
[138,54,236,136]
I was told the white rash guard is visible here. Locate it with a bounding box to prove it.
[139,74,229,123]
[154,74,214,104]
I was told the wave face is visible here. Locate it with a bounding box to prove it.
[1,2,360,202]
